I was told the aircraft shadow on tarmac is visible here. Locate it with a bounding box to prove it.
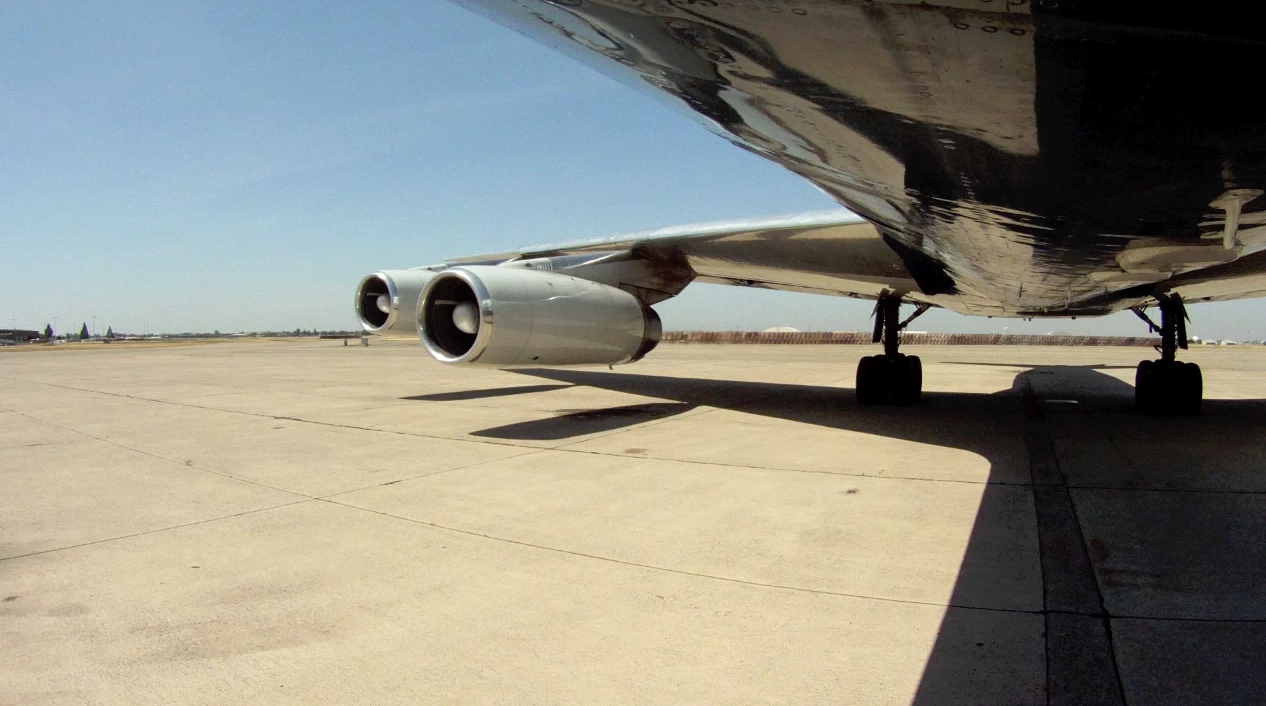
[400,383,573,403]
[424,364,1266,705]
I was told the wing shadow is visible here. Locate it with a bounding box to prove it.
[503,364,1266,704]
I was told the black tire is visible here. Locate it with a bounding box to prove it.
[1179,362,1203,415]
[856,355,888,406]
[1135,360,1154,411]
[889,354,909,405]
[1155,360,1179,414]
[1137,360,1202,415]
[908,355,923,403]
[891,355,923,406]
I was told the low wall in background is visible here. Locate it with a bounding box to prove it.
[661,331,1160,347]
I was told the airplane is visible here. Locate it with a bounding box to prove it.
[356,1,1266,417]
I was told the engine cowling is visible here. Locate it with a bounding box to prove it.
[417,265,661,366]
[354,270,437,337]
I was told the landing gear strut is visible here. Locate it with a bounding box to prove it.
[856,296,929,406]
[1131,294,1202,415]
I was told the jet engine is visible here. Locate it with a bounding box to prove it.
[417,265,661,366]
[354,269,438,337]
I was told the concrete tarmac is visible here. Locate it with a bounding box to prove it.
[2,340,1265,705]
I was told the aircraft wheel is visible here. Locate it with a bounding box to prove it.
[1156,360,1180,413]
[890,355,923,406]
[1135,360,1155,411]
[856,355,889,406]
[1153,360,1181,414]
[1137,360,1203,415]
[1178,362,1203,416]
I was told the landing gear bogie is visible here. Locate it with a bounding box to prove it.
[856,354,924,406]
[1131,294,1203,416]
[1135,359,1201,415]
[855,295,926,407]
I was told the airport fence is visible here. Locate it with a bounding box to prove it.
[661,331,1160,347]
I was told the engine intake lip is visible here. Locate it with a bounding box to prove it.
[355,272,398,332]
[418,268,493,364]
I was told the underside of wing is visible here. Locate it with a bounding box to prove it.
[446,210,976,310]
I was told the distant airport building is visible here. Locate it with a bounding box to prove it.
[0,329,41,343]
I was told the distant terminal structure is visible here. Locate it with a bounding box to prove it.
[0,329,41,344]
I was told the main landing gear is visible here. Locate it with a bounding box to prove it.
[856,296,930,406]
[1131,294,1202,415]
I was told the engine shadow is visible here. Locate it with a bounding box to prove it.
[469,402,697,441]
[496,364,1266,705]
[400,383,573,402]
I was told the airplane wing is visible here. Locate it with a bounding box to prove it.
[445,210,945,308]
[357,0,1266,411]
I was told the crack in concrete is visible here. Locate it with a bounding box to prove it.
[0,500,315,563]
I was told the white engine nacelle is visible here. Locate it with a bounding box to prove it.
[417,265,661,367]
[354,269,438,337]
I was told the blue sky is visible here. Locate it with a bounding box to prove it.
[3,1,1263,340]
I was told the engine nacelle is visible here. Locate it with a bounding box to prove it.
[417,265,661,367]
[354,269,438,337]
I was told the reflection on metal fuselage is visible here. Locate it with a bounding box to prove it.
[453,0,1266,316]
